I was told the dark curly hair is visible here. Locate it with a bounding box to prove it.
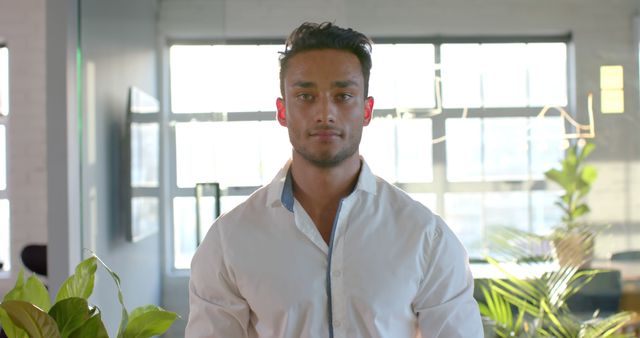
[279,22,373,97]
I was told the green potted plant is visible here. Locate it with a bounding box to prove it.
[544,141,601,267]
[479,222,634,337]
[477,140,636,337]
[0,254,179,338]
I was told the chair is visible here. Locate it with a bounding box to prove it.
[20,244,47,277]
[611,250,640,261]
[566,269,622,318]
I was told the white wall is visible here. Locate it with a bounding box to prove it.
[0,0,47,294]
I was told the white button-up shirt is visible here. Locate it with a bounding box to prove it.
[186,160,483,338]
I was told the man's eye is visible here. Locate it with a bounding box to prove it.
[297,93,314,101]
[336,93,353,102]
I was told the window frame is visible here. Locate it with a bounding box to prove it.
[162,34,573,273]
[0,43,10,273]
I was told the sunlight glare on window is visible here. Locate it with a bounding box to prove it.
[175,121,263,188]
[396,118,433,182]
[483,117,529,180]
[369,44,435,109]
[444,193,484,258]
[173,197,196,269]
[170,45,283,113]
[445,118,483,181]
[529,116,565,178]
[481,43,528,107]
[527,43,567,107]
[531,191,563,235]
[440,44,483,108]
[258,121,291,185]
[0,47,8,116]
[360,117,397,182]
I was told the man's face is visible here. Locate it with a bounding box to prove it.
[276,49,374,168]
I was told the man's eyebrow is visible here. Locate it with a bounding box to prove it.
[332,80,358,88]
[292,81,316,88]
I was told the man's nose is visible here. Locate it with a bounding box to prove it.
[315,96,336,123]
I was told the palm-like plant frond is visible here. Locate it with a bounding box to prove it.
[478,226,635,337]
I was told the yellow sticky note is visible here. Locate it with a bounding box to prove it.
[600,65,624,90]
[601,89,624,114]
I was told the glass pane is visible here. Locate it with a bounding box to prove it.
[529,116,565,179]
[484,191,529,258]
[175,121,263,188]
[483,117,529,181]
[409,193,437,212]
[484,191,529,231]
[196,196,217,242]
[131,197,159,242]
[481,43,528,107]
[258,121,291,185]
[396,118,433,182]
[0,125,5,190]
[445,118,482,181]
[131,123,159,187]
[0,199,9,271]
[369,44,435,109]
[440,44,482,108]
[360,117,396,182]
[444,193,484,258]
[170,45,283,113]
[0,47,8,116]
[173,197,196,269]
[531,190,563,235]
[527,43,567,107]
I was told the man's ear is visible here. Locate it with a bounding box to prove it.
[363,96,374,126]
[276,98,287,127]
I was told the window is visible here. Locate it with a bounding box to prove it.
[167,39,569,269]
[0,45,9,271]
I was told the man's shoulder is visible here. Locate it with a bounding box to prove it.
[374,176,434,215]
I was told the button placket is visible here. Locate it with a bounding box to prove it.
[330,205,349,337]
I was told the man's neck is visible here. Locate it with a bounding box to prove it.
[290,154,362,244]
[290,154,362,206]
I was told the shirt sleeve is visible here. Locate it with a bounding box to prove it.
[413,216,484,338]
[185,224,250,338]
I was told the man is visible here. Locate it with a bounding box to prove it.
[186,22,483,338]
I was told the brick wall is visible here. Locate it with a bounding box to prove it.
[0,0,47,295]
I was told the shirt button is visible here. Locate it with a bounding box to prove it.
[333,270,341,277]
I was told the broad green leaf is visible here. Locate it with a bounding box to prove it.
[578,142,596,162]
[24,275,51,312]
[48,297,91,338]
[67,308,109,338]
[3,270,51,312]
[55,256,98,302]
[3,269,25,302]
[91,253,129,338]
[123,305,179,338]
[572,204,590,218]
[0,300,61,338]
[544,168,570,188]
[581,164,598,184]
[0,307,29,338]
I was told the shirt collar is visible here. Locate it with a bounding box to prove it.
[267,158,377,212]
